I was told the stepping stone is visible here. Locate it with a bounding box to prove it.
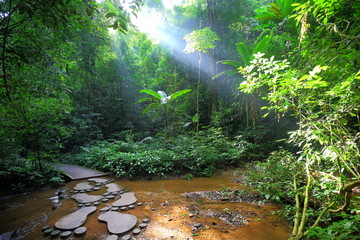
[103,192,110,196]
[74,226,87,235]
[71,193,103,204]
[107,195,115,199]
[50,230,60,237]
[98,212,138,235]
[42,225,51,231]
[133,228,141,235]
[44,228,54,234]
[105,183,124,193]
[112,193,137,207]
[121,235,132,240]
[106,235,119,240]
[111,207,119,211]
[101,206,112,212]
[55,206,96,230]
[88,178,109,183]
[94,187,101,191]
[74,182,93,191]
[60,231,72,238]
[102,198,109,203]
[139,223,148,229]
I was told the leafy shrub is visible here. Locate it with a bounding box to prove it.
[64,128,256,178]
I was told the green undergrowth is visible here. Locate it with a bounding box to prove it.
[63,128,265,178]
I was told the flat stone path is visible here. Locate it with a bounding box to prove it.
[55,206,97,230]
[55,164,109,180]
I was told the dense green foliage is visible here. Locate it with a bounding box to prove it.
[1,0,359,238]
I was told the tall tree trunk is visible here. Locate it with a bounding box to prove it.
[207,0,218,116]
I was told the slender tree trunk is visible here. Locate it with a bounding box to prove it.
[164,105,168,140]
[2,0,13,101]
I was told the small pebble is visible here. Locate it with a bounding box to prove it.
[78,204,84,208]
[120,234,132,240]
[74,226,87,235]
[103,192,110,196]
[137,202,143,206]
[128,205,135,209]
[101,206,112,211]
[85,203,91,207]
[194,223,203,228]
[139,223,148,229]
[44,228,54,234]
[93,187,100,191]
[106,235,118,240]
[142,218,149,223]
[50,230,60,237]
[42,225,51,231]
[60,231,72,238]
[132,228,141,235]
[111,207,119,211]
[102,198,109,203]
[120,207,127,211]
[107,195,115,199]
[96,183,101,186]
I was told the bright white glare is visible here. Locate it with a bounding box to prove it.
[163,0,185,9]
[131,8,166,42]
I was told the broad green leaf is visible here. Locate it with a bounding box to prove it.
[236,42,251,65]
[140,89,162,100]
[170,89,191,100]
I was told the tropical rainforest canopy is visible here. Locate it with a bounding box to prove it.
[0,0,359,239]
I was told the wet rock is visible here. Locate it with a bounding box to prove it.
[42,225,51,231]
[74,226,87,235]
[88,178,109,184]
[120,207,127,212]
[132,228,141,235]
[59,231,72,238]
[112,192,137,207]
[71,193,102,204]
[74,182,93,191]
[101,206,112,212]
[50,230,60,237]
[98,212,138,235]
[194,223,203,228]
[120,234,132,240]
[106,235,119,240]
[55,206,96,230]
[105,183,124,193]
[139,223,147,229]
[44,228,54,235]
[111,207,119,211]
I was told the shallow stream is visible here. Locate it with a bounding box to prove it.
[0,170,291,239]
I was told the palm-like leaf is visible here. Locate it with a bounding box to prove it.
[139,89,162,100]
[236,42,251,66]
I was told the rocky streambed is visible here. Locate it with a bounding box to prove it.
[0,170,291,239]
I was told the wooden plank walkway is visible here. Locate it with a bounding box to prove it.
[55,164,109,180]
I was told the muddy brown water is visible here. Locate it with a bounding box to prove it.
[0,170,291,240]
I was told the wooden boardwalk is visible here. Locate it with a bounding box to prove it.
[55,164,109,180]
